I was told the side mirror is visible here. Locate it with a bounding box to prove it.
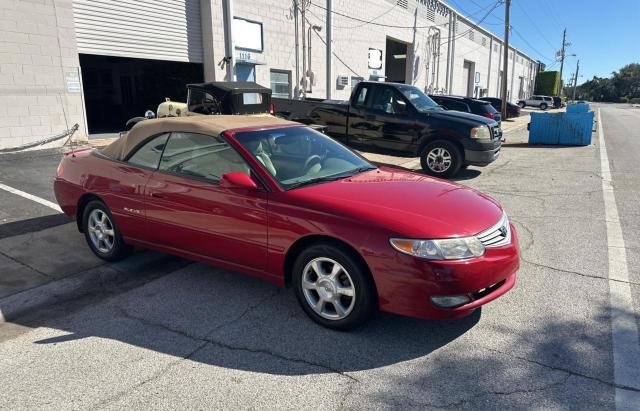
[220,172,258,190]
[145,110,156,119]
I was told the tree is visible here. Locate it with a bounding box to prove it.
[612,63,640,99]
[575,63,639,102]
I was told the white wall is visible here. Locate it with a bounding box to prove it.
[0,0,86,150]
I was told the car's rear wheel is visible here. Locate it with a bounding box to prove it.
[420,140,462,178]
[518,101,526,108]
[292,243,376,330]
[540,103,548,110]
[83,200,131,261]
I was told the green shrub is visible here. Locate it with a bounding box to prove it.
[535,71,560,95]
[619,97,629,103]
[630,97,640,104]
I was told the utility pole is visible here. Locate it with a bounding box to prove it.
[557,28,569,97]
[326,0,332,99]
[293,0,300,98]
[572,59,580,101]
[500,0,510,120]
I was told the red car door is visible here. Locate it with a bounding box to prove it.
[143,131,268,272]
[96,133,170,240]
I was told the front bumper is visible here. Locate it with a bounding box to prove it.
[371,223,520,320]
[462,130,502,166]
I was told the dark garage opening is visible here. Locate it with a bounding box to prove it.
[79,54,204,134]
[385,37,407,83]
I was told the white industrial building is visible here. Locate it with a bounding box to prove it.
[0,0,539,149]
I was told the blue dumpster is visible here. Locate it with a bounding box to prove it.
[528,111,594,146]
[566,103,590,113]
[529,112,562,144]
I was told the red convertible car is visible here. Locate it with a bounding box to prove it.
[54,115,519,330]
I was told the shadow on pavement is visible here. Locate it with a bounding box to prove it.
[12,257,481,375]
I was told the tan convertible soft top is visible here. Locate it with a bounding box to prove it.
[101,115,298,160]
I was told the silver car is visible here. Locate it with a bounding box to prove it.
[517,95,554,110]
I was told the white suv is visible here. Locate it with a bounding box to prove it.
[518,95,554,110]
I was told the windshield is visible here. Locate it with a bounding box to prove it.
[397,85,441,112]
[234,126,375,190]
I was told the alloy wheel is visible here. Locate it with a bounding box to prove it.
[426,147,452,173]
[87,209,115,253]
[301,257,356,320]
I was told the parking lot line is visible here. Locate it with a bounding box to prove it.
[0,182,62,213]
[598,109,640,409]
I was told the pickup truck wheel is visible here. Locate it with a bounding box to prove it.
[293,243,376,330]
[540,103,548,110]
[518,101,525,108]
[420,140,462,178]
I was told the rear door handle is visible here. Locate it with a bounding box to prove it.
[150,192,164,198]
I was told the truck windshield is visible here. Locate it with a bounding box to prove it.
[234,126,375,190]
[397,85,441,113]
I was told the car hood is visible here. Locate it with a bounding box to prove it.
[426,109,496,127]
[286,167,504,238]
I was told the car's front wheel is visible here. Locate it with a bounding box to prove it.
[82,200,131,261]
[293,243,376,330]
[518,101,525,108]
[420,140,462,178]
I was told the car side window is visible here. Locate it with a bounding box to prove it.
[158,132,250,182]
[354,86,369,107]
[370,87,409,114]
[126,133,170,169]
[442,100,469,112]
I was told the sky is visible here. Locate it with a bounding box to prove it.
[447,0,640,86]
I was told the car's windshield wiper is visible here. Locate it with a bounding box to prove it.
[286,166,376,190]
[348,166,377,175]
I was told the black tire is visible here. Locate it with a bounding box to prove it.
[292,242,377,330]
[518,101,525,108]
[82,200,132,262]
[540,103,548,110]
[420,140,463,178]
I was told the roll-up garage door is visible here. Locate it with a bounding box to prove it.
[73,0,203,63]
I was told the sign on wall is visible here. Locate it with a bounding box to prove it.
[65,71,81,93]
[368,48,383,70]
[233,17,263,52]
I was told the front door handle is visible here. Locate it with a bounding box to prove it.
[150,192,164,198]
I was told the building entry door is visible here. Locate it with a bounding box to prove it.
[236,64,256,82]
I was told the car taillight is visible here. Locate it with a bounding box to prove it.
[483,112,494,119]
[269,102,275,115]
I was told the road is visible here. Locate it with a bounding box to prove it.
[0,106,639,409]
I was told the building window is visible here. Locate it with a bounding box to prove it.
[270,70,291,99]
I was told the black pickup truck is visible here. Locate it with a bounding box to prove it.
[274,81,502,177]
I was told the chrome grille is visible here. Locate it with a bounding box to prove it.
[476,213,511,247]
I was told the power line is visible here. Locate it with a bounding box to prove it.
[309,1,449,29]
[511,27,554,62]
[514,0,555,50]
[303,14,362,77]
[456,0,555,63]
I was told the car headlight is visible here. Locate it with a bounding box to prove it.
[390,237,485,260]
[470,125,491,139]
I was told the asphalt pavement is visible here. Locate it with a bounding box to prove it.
[0,106,639,409]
